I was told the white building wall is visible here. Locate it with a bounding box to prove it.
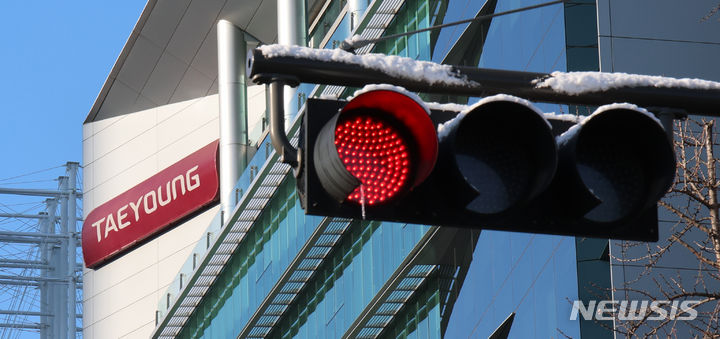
[82,94,220,338]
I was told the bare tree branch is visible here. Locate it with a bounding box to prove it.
[701,4,720,22]
[613,118,720,337]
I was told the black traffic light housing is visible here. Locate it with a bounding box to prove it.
[246,46,693,242]
[301,91,675,242]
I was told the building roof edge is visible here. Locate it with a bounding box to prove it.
[84,0,159,124]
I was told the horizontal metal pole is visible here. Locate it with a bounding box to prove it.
[0,213,59,220]
[0,280,40,287]
[0,260,80,271]
[0,311,83,319]
[0,187,69,197]
[0,275,71,283]
[0,259,45,265]
[0,323,44,329]
[0,231,70,239]
[0,263,50,270]
[0,280,80,287]
[0,236,61,245]
[0,310,52,317]
[249,47,720,116]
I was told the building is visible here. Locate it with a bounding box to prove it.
[81,0,720,338]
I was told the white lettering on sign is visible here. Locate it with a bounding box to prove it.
[570,300,700,321]
[91,165,201,243]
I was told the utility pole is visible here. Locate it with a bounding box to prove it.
[0,162,82,338]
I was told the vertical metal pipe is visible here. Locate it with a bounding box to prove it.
[58,176,69,338]
[40,199,54,339]
[56,176,68,339]
[657,112,675,141]
[44,198,57,338]
[39,212,47,339]
[268,81,298,166]
[218,20,249,218]
[277,0,307,46]
[66,162,78,338]
[277,0,308,123]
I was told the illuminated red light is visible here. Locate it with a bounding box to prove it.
[313,88,437,206]
[334,116,411,205]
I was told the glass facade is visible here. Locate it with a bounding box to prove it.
[382,276,443,338]
[270,222,431,338]
[178,176,324,338]
[157,0,611,337]
[445,233,581,338]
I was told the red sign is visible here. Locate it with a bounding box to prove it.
[82,140,219,268]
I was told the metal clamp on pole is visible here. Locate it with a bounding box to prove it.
[650,108,687,140]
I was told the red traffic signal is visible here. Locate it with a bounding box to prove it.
[312,87,438,205]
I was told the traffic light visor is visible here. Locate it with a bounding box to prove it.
[440,96,557,214]
[565,104,675,223]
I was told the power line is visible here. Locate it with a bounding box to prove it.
[0,180,57,186]
[0,202,45,208]
[0,166,63,183]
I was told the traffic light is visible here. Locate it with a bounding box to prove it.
[301,87,675,241]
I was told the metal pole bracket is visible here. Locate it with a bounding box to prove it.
[264,76,301,172]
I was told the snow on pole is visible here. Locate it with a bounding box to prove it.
[533,71,720,95]
[250,44,720,117]
[256,45,474,87]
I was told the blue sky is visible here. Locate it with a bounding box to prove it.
[0,2,146,336]
[0,1,146,186]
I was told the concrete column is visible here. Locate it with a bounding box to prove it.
[218,20,249,218]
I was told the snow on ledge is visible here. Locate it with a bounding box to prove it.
[534,71,720,95]
[426,102,469,112]
[543,112,582,123]
[258,44,475,87]
[318,93,340,100]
